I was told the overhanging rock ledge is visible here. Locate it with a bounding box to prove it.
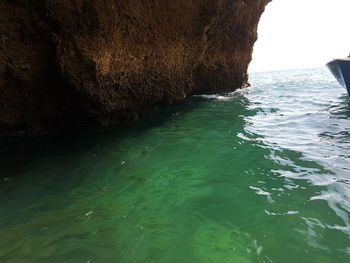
[0,0,271,135]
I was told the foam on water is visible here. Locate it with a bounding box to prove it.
[193,88,246,101]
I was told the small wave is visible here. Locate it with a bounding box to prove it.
[193,89,246,101]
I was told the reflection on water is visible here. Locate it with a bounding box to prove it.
[0,68,349,262]
[247,68,350,260]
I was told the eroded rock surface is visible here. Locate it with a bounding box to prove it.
[0,0,270,135]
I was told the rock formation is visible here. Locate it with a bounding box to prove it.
[0,0,270,135]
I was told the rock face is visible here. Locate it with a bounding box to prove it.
[0,0,270,135]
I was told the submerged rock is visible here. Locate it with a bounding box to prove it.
[0,0,270,135]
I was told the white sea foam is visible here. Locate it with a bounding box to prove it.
[193,89,246,101]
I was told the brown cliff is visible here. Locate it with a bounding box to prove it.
[0,0,270,135]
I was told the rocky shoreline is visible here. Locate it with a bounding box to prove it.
[0,0,270,136]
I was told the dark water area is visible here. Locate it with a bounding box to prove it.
[0,68,349,262]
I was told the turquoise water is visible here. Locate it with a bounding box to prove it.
[1,68,350,262]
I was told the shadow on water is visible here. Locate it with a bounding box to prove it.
[320,94,350,151]
[0,97,215,179]
[0,91,253,211]
[0,97,219,227]
[328,94,350,118]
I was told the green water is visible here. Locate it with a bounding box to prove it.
[1,68,350,262]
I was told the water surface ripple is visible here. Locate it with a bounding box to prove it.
[0,68,349,262]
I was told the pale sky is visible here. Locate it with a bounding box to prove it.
[249,0,350,72]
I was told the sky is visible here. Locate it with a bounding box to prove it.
[249,0,350,72]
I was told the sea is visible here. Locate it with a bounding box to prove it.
[0,67,349,262]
